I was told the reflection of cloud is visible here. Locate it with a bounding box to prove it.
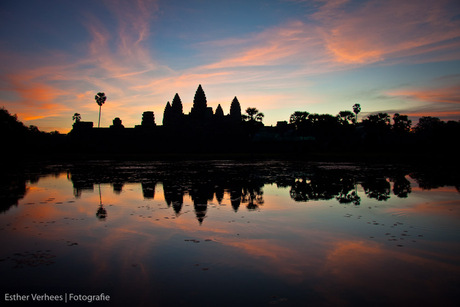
[317,239,460,306]
[386,198,460,218]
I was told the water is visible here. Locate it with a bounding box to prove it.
[1,161,459,306]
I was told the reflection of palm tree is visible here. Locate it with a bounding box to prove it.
[241,186,264,211]
[96,184,107,220]
[95,92,107,128]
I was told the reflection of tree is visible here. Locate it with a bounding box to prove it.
[0,173,27,213]
[361,177,391,201]
[241,183,264,211]
[392,175,411,198]
[290,178,313,202]
[96,184,107,220]
[336,177,360,205]
[289,175,342,202]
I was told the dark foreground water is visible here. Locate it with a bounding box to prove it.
[1,161,459,306]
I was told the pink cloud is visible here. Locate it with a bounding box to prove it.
[194,0,460,81]
[386,85,460,107]
[83,0,160,79]
[202,20,324,70]
[312,0,460,64]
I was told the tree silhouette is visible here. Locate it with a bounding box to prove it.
[338,111,355,125]
[393,113,411,133]
[364,113,390,126]
[243,107,264,122]
[290,111,309,127]
[95,92,107,128]
[414,116,442,134]
[353,103,361,123]
[72,113,81,123]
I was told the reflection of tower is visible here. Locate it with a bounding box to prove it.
[96,184,107,220]
[189,182,213,225]
[230,188,242,212]
[163,181,184,216]
[215,186,224,204]
[194,202,207,225]
[142,181,156,199]
[112,182,124,194]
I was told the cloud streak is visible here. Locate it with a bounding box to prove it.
[311,0,460,65]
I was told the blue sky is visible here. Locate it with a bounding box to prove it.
[1,0,460,132]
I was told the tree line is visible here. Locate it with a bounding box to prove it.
[2,83,460,158]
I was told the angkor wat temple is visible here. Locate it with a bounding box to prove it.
[69,85,284,154]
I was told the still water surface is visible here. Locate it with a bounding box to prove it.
[1,161,459,306]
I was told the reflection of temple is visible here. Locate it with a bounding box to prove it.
[163,180,185,216]
[64,164,420,224]
[6,162,459,222]
[142,181,156,199]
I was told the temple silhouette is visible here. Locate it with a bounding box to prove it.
[69,84,263,154]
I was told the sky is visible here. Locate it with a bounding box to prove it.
[1,0,460,133]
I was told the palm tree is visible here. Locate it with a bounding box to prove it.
[353,103,361,123]
[95,92,107,128]
[72,113,81,123]
[243,107,264,123]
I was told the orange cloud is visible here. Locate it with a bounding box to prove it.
[1,73,72,126]
[407,110,460,119]
[84,0,159,80]
[8,73,67,103]
[388,85,460,105]
[202,20,323,70]
[312,0,460,64]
